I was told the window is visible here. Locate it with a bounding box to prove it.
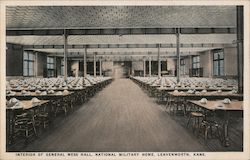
[61,59,64,76]
[23,51,35,76]
[190,55,202,77]
[47,57,55,77]
[180,59,186,75]
[213,49,224,76]
[180,59,185,65]
[192,56,200,69]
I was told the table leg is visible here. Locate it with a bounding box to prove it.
[223,111,230,147]
[6,110,14,145]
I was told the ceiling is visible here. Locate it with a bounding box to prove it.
[6,6,237,60]
[6,6,236,29]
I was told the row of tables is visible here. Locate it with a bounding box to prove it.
[130,76,243,147]
[6,77,113,146]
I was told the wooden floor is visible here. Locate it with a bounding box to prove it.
[10,78,209,152]
[167,111,243,151]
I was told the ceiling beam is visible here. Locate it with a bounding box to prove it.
[49,52,199,57]
[23,43,233,50]
[7,27,236,36]
[64,54,194,61]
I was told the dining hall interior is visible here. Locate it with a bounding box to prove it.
[4,5,245,152]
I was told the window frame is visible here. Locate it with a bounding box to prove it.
[47,56,55,77]
[192,55,200,69]
[213,49,224,76]
[180,59,186,75]
[23,51,35,77]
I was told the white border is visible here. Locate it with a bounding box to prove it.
[0,1,249,160]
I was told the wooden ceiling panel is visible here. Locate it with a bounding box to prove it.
[7,36,63,45]
[68,35,177,45]
[7,6,236,29]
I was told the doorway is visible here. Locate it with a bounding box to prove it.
[113,61,131,79]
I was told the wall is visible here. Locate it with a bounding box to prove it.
[56,57,62,77]
[112,61,131,78]
[131,61,143,76]
[224,47,237,77]
[6,45,51,78]
[6,43,23,76]
[6,45,59,78]
[102,61,113,76]
[166,58,176,75]
[199,47,238,78]
[144,60,170,76]
[37,53,63,78]
[132,61,143,71]
[36,52,47,77]
[200,50,212,78]
[178,56,190,76]
[71,60,79,77]
[185,56,192,75]
[185,47,238,78]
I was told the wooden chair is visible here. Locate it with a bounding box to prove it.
[54,99,67,117]
[166,96,176,114]
[186,111,205,135]
[174,99,186,115]
[199,119,221,144]
[169,97,186,116]
[36,103,50,129]
[13,112,37,144]
[55,96,72,116]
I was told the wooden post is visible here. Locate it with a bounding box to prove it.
[143,58,146,77]
[84,46,87,78]
[99,58,102,76]
[149,55,152,77]
[237,6,243,94]
[158,44,161,78]
[94,52,96,77]
[63,29,68,80]
[176,28,180,83]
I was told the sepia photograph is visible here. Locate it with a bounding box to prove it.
[0,1,250,160]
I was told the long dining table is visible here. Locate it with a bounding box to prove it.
[165,91,243,117]
[157,87,237,102]
[188,100,243,147]
[167,91,243,101]
[6,100,50,145]
[6,91,75,117]
[6,78,113,147]
[6,92,73,100]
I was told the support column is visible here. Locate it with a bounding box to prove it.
[143,58,146,77]
[237,6,243,94]
[93,52,96,77]
[157,44,161,78]
[99,59,102,76]
[176,28,180,83]
[149,55,152,77]
[35,52,38,77]
[63,29,68,80]
[189,55,192,77]
[83,46,87,78]
[54,57,57,77]
[208,50,213,78]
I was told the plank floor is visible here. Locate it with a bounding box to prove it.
[11,78,208,152]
